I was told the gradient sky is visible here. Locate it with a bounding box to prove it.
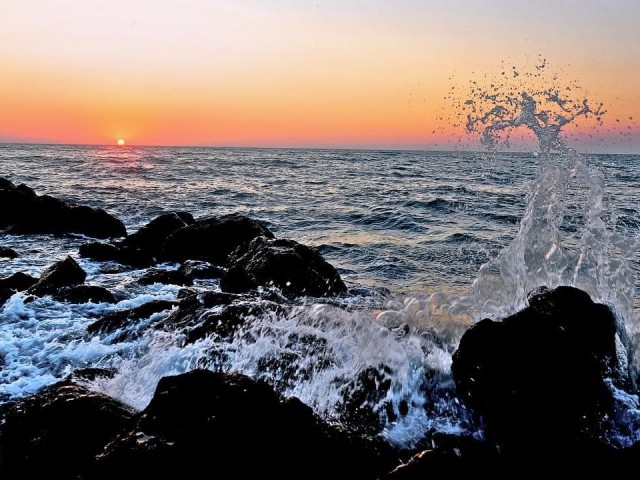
[1,0,639,151]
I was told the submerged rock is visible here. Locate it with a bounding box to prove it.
[177,259,225,280]
[0,246,18,258]
[0,271,38,291]
[0,177,126,238]
[88,300,177,336]
[451,286,620,451]
[79,241,154,268]
[0,379,134,480]
[86,370,396,480]
[161,213,274,264]
[220,237,347,298]
[137,267,193,286]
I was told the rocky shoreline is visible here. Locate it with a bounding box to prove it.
[2,177,640,478]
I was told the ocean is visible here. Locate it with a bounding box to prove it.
[1,143,640,447]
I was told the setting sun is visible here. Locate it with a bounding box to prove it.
[116,138,125,146]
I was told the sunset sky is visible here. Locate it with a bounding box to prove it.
[1,0,639,151]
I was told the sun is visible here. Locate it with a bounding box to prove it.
[116,138,125,146]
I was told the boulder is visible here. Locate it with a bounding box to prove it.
[121,212,194,258]
[0,379,134,480]
[451,286,620,451]
[52,285,116,304]
[161,214,274,264]
[0,177,126,238]
[29,256,87,296]
[0,246,18,258]
[86,370,396,480]
[79,241,154,268]
[0,272,38,291]
[220,237,347,298]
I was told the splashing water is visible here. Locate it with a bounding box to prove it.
[88,61,640,448]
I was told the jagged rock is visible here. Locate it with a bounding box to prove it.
[0,379,134,480]
[0,246,18,258]
[220,237,347,298]
[29,256,86,296]
[88,300,177,336]
[0,177,126,238]
[137,268,193,286]
[161,214,274,264]
[86,370,396,480]
[451,286,620,452]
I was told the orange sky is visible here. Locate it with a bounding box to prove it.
[1,1,639,152]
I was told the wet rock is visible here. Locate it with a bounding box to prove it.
[0,177,126,239]
[177,259,225,280]
[52,285,117,304]
[220,237,347,298]
[0,246,18,258]
[384,436,501,478]
[0,271,38,291]
[88,300,177,336]
[0,380,134,480]
[79,241,154,268]
[29,256,86,296]
[137,268,193,286]
[87,370,396,480]
[161,213,274,264]
[121,212,194,258]
[451,286,619,451]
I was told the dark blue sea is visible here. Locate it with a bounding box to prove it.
[1,143,639,446]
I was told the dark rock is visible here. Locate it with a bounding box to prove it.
[451,286,619,452]
[0,177,126,239]
[52,285,117,304]
[177,259,225,280]
[161,213,274,264]
[0,288,13,306]
[220,237,347,298]
[87,370,396,480]
[137,268,193,286]
[0,272,38,291]
[0,246,18,258]
[88,300,177,336]
[29,256,87,296]
[79,241,153,268]
[0,380,134,480]
[384,436,501,478]
[122,212,194,258]
[65,367,117,383]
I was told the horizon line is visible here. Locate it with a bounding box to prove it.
[0,140,638,156]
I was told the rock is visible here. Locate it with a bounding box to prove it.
[0,246,18,258]
[451,286,619,451]
[0,177,126,238]
[87,370,395,480]
[79,241,153,268]
[52,285,116,304]
[0,379,134,480]
[0,272,38,291]
[121,212,194,258]
[137,268,193,286]
[88,300,177,336]
[384,436,501,478]
[29,256,86,296]
[220,237,347,298]
[161,214,274,264]
[0,288,13,306]
[177,259,225,280]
